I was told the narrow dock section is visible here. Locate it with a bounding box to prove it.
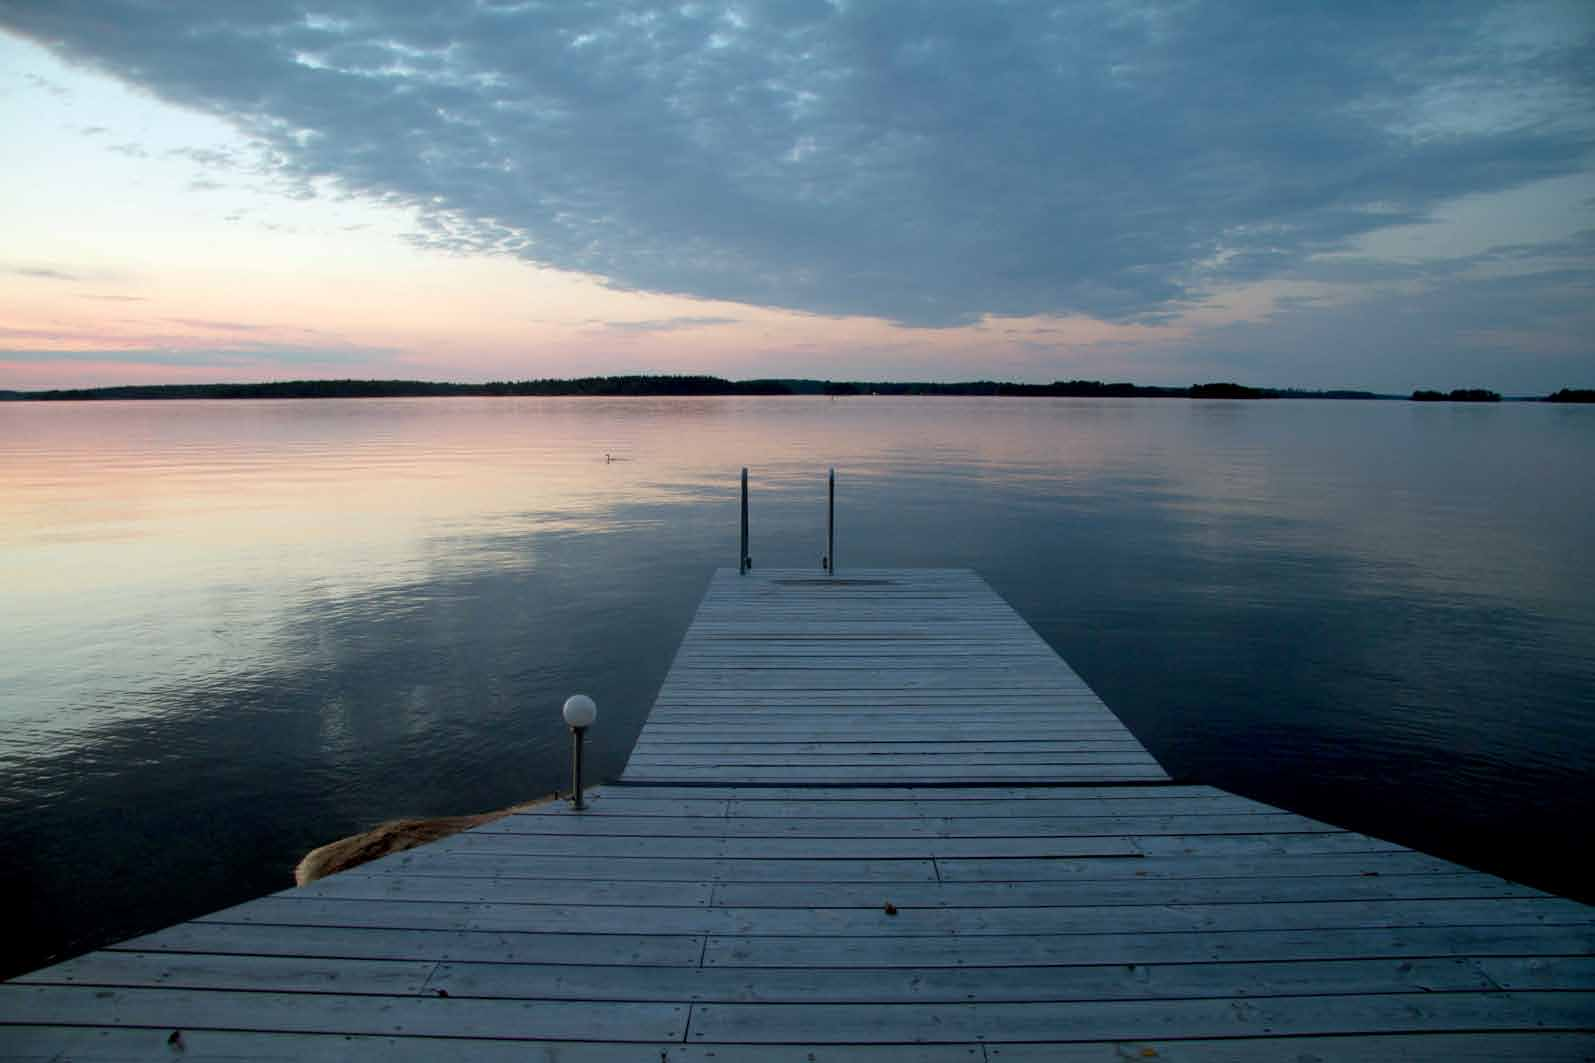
[624,568,1168,785]
[3,569,1592,1059]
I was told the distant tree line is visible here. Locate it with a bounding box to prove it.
[2,376,1585,402]
[0,377,1298,400]
[5,379,481,401]
[478,375,791,396]
[4,376,782,401]
[1411,388,1502,402]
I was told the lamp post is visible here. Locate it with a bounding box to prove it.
[739,467,750,574]
[562,694,597,811]
[826,466,835,574]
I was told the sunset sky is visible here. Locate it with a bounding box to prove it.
[2,1,1592,393]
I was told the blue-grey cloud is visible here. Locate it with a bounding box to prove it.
[1186,259,1595,393]
[4,1,1593,327]
[1294,226,1595,286]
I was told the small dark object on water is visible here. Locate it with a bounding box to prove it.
[435,988,449,997]
[883,901,898,915]
[167,1029,183,1050]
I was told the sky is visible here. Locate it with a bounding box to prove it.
[1,1,1592,393]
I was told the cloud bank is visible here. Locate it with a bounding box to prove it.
[4,1,1592,328]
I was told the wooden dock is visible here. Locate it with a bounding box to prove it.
[4,568,1592,1059]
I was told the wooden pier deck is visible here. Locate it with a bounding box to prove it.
[4,568,1592,1059]
[624,568,1169,786]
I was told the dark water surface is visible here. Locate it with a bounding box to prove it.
[2,396,1592,976]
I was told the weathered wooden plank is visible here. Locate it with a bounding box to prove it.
[644,702,1122,713]
[0,985,687,1041]
[650,700,1108,709]
[195,898,724,936]
[636,722,1137,735]
[476,812,1335,839]
[711,872,1548,909]
[653,692,1104,701]
[705,923,1595,968]
[370,852,941,883]
[674,643,1063,652]
[0,1028,984,1063]
[658,664,1095,681]
[621,764,1172,783]
[204,895,1589,938]
[116,922,704,966]
[304,874,713,906]
[674,654,1064,665]
[654,692,1102,701]
[642,715,1121,726]
[714,796,1276,818]
[641,708,1129,715]
[686,992,1595,1044]
[1476,956,1595,989]
[628,740,1151,755]
[667,666,1081,678]
[515,796,731,816]
[428,955,1506,1003]
[10,952,433,994]
[1133,832,1408,856]
[601,784,1232,801]
[432,831,1142,858]
[933,850,1467,881]
[653,687,1101,696]
[625,743,1173,762]
[374,848,1460,886]
[645,704,1115,716]
[987,1033,1595,1062]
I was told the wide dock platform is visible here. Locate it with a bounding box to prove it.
[4,568,1592,1059]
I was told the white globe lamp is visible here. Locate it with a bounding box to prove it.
[563,694,597,730]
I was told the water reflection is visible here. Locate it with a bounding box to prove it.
[1,396,1592,976]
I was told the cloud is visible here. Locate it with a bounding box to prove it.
[599,316,739,334]
[1184,258,1595,392]
[22,71,68,97]
[164,317,270,332]
[0,344,386,367]
[4,2,1592,327]
[167,146,240,170]
[6,265,80,281]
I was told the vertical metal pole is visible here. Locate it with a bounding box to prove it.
[827,467,835,574]
[739,467,749,574]
[570,726,586,810]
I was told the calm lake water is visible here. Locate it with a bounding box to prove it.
[2,396,1592,976]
